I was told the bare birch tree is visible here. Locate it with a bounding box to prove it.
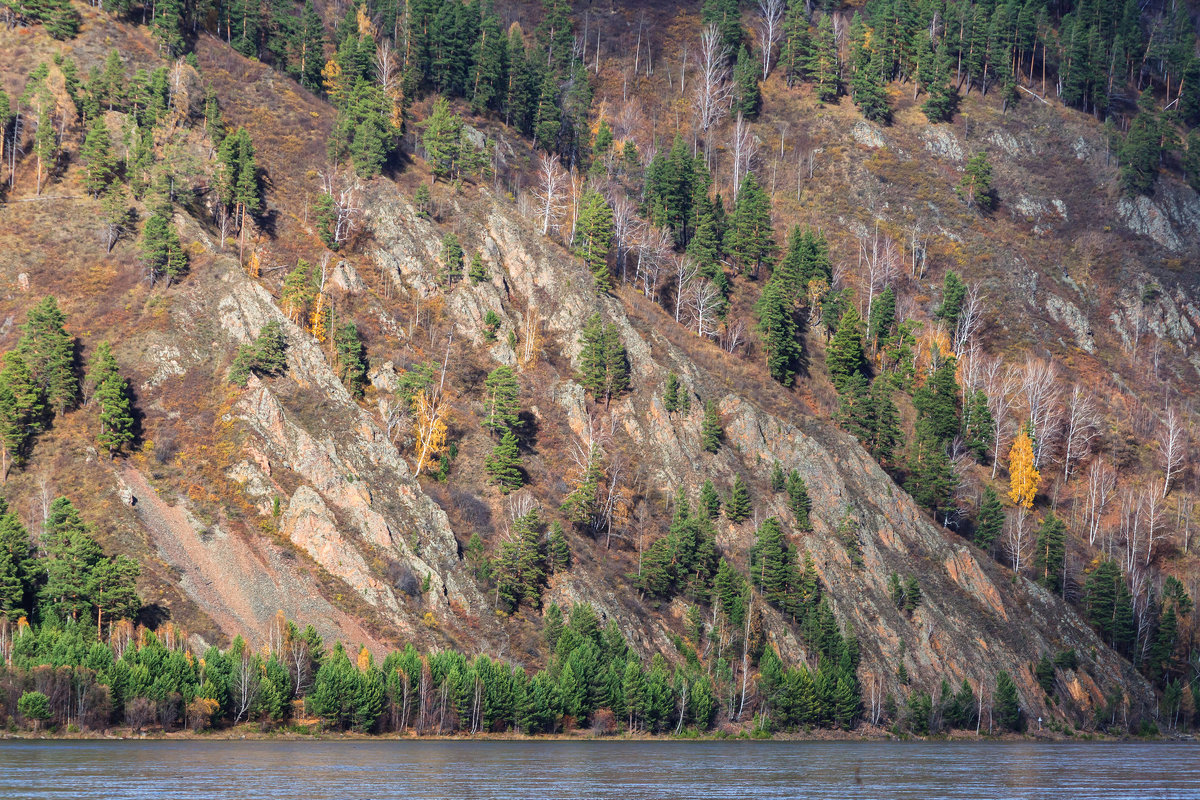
[756,0,786,78]
[1060,385,1101,483]
[1084,457,1116,547]
[531,153,568,236]
[858,224,899,326]
[1005,507,1031,572]
[983,356,1019,478]
[953,283,985,355]
[1159,403,1187,499]
[694,25,734,163]
[318,170,363,248]
[1020,356,1062,469]
[730,112,759,196]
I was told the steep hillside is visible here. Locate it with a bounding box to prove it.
[0,0,1197,736]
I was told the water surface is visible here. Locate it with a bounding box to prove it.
[1,739,1196,799]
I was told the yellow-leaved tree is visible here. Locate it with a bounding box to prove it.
[1008,428,1039,509]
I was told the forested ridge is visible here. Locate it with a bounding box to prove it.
[0,0,1198,739]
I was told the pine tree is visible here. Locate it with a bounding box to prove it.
[575,190,614,293]
[785,469,811,530]
[468,253,488,284]
[701,399,722,453]
[16,296,76,416]
[699,479,721,520]
[333,322,367,398]
[921,42,958,123]
[1033,513,1066,594]
[441,233,464,286]
[959,152,995,211]
[576,315,628,405]
[770,461,786,493]
[727,173,775,278]
[663,372,681,415]
[80,116,115,198]
[975,485,1003,552]
[0,353,43,479]
[725,475,752,523]
[483,365,521,436]
[94,369,135,458]
[826,308,865,392]
[485,429,524,492]
[993,671,1021,731]
[422,97,465,181]
[733,45,762,119]
[811,14,839,103]
[754,279,804,387]
[750,516,793,608]
[546,521,570,573]
[533,73,560,152]
[139,210,188,286]
[495,508,545,611]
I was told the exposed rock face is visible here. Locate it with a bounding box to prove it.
[922,126,964,161]
[1117,185,1200,253]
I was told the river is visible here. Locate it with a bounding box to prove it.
[1,739,1196,799]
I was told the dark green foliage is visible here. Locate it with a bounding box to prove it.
[1033,513,1066,594]
[1035,655,1056,696]
[958,152,995,211]
[699,479,721,520]
[16,296,76,417]
[770,462,785,493]
[90,344,135,457]
[754,278,804,387]
[1084,559,1134,656]
[826,307,865,393]
[576,314,628,405]
[485,429,524,493]
[1119,95,1162,197]
[724,475,752,523]
[139,211,188,286]
[702,0,743,58]
[483,310,502,342]
[936,272,966,325]
[333,322,367,398]
[0,353,44,475]
[785,470,811,530]
[575,190,614,293]
[920,42,958,123]
[906,690,932,734]
[733,45,761,119]
[39,497,140,630]
[18,691,51,726]
[441,233,464,286]
[469,253,488,284]
[663,372,683,415]
[229,321,288,386]
[80,117,116,197]
[482,365,520,436]
[329,80,397,178]
[700,400,723,453]
[215,127,262,223]
[637,491,717,605]
[494,509,546,612]
[546,522,570,574]
[912,359,961,444]
[975,486,1003,552]
[726,173,775,278]
[993,671,1022,731]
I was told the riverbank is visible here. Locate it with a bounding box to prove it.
[2,723,1188,743]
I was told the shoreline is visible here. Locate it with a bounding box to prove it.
[2,726,1192,744]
